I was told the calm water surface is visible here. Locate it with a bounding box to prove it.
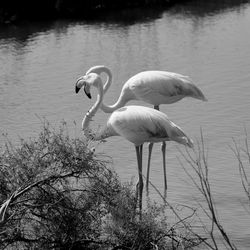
[1,0,250,248]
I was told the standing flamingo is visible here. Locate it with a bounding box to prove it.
[75,72,194,212]
[83,65,207,191]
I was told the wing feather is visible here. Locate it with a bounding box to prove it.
[108,106,193,147]
[127,71,206,104]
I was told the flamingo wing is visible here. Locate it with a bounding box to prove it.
[127,71,206,105]
[108,105,193,147]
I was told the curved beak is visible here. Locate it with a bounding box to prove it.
[84,85,91,99]
[75,77,83,94]
[75,84,81,94]
[75,77,92,99]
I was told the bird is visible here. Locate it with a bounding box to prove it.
[83,65,207,191]
[75,72,194,213]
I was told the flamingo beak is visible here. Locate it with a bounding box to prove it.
[84,85,91,99]
[75,76,91,99]
[75,77,83,94]
[75,84,80,94]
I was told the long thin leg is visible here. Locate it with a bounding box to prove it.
[154,105,167,193]
[135,145,143,215]
[161,141,167,192]
[146,105,159,191]
[146,142,154,190]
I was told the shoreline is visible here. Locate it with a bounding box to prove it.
[0,0,187,25]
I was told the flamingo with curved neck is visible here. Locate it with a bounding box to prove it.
[82,65,207,191]
[75,72,194,212]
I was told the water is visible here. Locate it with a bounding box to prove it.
[1,0,250,248]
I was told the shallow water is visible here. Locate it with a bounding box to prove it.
[1,0,250,248]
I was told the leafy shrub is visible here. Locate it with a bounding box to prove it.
[0,122,202,249]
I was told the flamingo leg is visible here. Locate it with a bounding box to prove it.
[154,105,168,192]
[161,141,167,192]
[135,145,143,215]
[146,142,154,190]
[146,105,160,191]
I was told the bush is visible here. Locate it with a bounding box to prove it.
[0,121,111,249]
[0,122,201,250]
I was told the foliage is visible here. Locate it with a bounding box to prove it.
[2,122,248,249]
[0,122,200,250]
[0,121,110,249]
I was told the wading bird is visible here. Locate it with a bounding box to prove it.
[75,73,194,212]
[84,65,207,191]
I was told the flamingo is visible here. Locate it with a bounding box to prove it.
[83,65,207,191]
[75,72,194,212]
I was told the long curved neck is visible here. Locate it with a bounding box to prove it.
[96,66,128,113]
[87,66,134,113]
[100,67,112,94]
[101,87,133,113]
[82,81,105,141]
[86,65,112,94]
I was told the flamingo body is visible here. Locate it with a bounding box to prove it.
[125,70,206,105]
[107,105,193,147]
[84,66,207,113]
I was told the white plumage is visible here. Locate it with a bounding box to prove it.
[80,65,206,190]
[75,72,193,212]
[107,105,193,147]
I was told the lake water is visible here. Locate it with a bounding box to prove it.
[1,0,250,248]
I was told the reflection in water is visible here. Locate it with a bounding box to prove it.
[170,0,250,17]
[1,0,250,248]
[0,0,249,43]
[0,21,53,42]
[80,7,165,25]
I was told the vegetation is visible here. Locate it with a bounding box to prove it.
[0,0,183,24]
[178,131,237,250]
[0,122,202,250]
[0,123,249,249]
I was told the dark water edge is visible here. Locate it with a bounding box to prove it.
[0,0,187,25]
[1,0,249,25]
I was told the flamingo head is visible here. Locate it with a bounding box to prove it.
[75,73,102,99]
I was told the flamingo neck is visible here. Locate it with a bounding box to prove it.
[101,67,112,94]
[82,81,104,141]
[100,88,134,113]
[87,65,134,113]
[86,65,112,94]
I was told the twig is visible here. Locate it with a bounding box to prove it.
[0,171,84,224]
[178,131,237,250]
